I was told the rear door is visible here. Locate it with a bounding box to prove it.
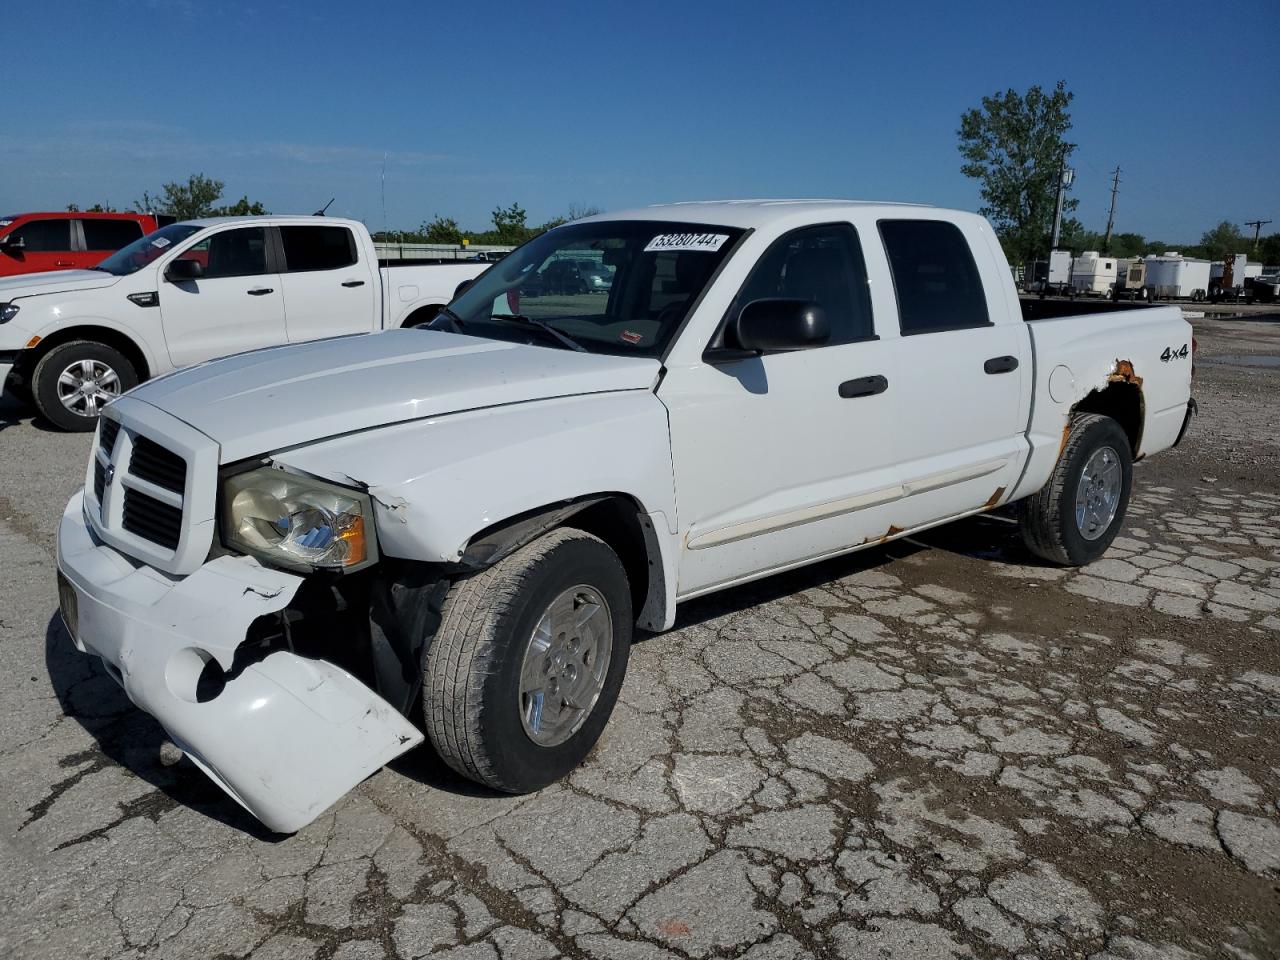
[871,217,1030,528]
[159,226,287,367]
[1,217,76,275]
[78,218,146,268]
[276,224,377,341]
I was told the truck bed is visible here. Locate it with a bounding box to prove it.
[1020,296,1156,321]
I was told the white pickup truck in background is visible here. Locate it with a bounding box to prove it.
[56,200,1195,832]
[0,216,488,430]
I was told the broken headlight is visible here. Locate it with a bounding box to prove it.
[221,467,378,572]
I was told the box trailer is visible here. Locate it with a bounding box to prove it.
[1070,251,1117,296]
[1144,254,1211,301]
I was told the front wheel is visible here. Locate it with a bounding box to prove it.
[32,340,138,432]
[1018,413,1133,566]
[423,528,632,792]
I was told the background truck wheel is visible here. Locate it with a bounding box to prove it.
[32,340,137,432]
[1018,413,1133,566]
[423,528,632,793]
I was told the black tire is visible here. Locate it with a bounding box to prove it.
[423,528,632,793]
[32,340,138,432]
[1018,413,1133,566]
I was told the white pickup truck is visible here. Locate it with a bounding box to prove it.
[0,216,487,430]
[55,200,1195,832]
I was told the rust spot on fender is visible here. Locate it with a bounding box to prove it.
[983,486,1006,509]
[1108,359,1143,387]
[879,524,905,544]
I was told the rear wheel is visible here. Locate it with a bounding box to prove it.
[1018,413,1133,566]
[423,528,632,792]
[32,340,137,432]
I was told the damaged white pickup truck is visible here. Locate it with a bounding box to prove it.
[56,201,1196,832]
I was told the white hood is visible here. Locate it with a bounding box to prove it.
[129,329,663,462]
[0,269,121,299]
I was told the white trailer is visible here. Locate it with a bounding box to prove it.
[1144,254,1211,300]
[1071,251,1117,296]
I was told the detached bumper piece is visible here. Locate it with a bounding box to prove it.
[56,491,424,833]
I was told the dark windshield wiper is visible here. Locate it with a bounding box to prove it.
[432,305,466,330]
[490,313,586,352]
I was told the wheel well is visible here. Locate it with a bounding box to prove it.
[562,497,651,618]
[402,304,443,328]
[26,325,151,381]
[1072,382,1143,456]
[459,494,654,623]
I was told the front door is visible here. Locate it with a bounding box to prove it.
[660,222,903,597]
[1,217,76,275]
[159,226,287,368]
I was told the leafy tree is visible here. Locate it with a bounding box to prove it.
[214,196,268,217]
[1256,233,1280,267]
[567,203,601,221]
[422,215,463,244]
[66,202,117,213]
[133,173,267,219]
[1109,233,1147,259]
[491,202,533,245]
[1199,220,1245,261]
[958,81,1077,266]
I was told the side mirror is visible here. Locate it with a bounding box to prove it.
[0,235,26,251]
[165,258,204,282]
[729,298,829,353]
[453,278,476,300]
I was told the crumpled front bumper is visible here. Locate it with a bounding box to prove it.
[55,490,424,833]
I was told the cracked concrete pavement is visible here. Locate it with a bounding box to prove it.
[1,315,1278,959]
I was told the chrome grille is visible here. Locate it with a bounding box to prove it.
[129,435,187,494]
[122,489,183,549]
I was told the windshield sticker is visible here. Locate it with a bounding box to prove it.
[620,330,643,345]
[151,237,172,248]
[644,232,729,253]
[0,220,11,228]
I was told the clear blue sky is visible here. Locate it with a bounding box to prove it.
[4,0,1276,241]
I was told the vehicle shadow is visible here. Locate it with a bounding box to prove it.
[41,613,280,841]
[666,510,1035,633]
[0,390,59,434]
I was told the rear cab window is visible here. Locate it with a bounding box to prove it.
[279,226,357,272]
[878,219,990,335]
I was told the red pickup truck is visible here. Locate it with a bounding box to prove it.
[0,212,171,277]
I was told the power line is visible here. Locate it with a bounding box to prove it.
[1245,219,1272,252]
[1102,166,1121,254]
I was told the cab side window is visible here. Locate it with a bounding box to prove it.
[81,219,144,252]
[878,220,990,334]
[279,226,356,272]
[9,219,72,252]
[174,228,269,279]
[731,223,874,345]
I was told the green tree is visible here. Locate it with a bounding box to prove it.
[422,214,463,244]
[958,80,1077,266]
[1256,233,1280,266]
[491,202,533,244]
[1109,233,1147,259]
[1199,220,1245,261]
[66,202,117,212]
[134,173,267,219]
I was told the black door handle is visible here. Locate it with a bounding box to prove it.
[341,280,365,288]
[247,287,274,296]
[838,374,889,399]
[984,355,1019,374]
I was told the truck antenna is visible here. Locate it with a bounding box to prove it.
[313,198,335,217]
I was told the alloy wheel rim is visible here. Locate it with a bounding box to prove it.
[56,359,120,417]
[518,584,612,747]
[1075,445,1122,540]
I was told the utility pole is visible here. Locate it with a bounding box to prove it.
[1245,219,1272,252]
[1050,154,1075,251]
[1102,166,1121,253]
